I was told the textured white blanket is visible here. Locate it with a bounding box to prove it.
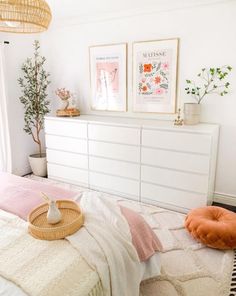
[0,194,161,296]
[0,210,101,296]
[68,192,155,296]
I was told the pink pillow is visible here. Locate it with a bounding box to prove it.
[0,172,78,220]
[120,205,162,261]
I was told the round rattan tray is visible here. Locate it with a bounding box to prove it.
[28,200,84,240]
[56,108,80,117]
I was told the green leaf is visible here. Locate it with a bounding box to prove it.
[18,40,51,152]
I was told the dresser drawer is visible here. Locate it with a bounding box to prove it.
[89,141,140,163]
[89,172,139,200]
[48,163,88,186]
[89,156,139,180]
[142,148,210,174]
[88,124,140,145]
[141,182,206,209]
[142,165,208,194]
[142,129,212,154]
[45,119,87,139]
[47,149,88,170]
[46,135,87,154]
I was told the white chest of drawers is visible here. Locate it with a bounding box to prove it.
[45,115,219,212]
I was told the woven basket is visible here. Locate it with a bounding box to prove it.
[28,200,84,240]
[0,0,52,33]
[56,108,80,117]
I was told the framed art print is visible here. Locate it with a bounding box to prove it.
[89,43,127,112]
[133,38,179,114]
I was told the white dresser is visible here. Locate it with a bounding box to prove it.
[45,115,219,212]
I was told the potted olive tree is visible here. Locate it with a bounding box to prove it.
[18,40,50,176]
[184,66,232,124]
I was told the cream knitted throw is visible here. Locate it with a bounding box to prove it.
[0,210,102,296]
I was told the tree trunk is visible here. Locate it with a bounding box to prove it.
[38,140,42,158]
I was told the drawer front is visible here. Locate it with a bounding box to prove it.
[142,165,208,194]
[48,163,88,186]
[89,156,139,180]
[141,182,206,209]
[142,148,210,174]
[47,149,88,170]
[89,141,140,163]
[46,135,87,154]
[88,124,140,145]
[89,172,139,199]
[45,119,87,138]
[142,129,212,154]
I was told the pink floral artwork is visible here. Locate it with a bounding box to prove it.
[155,88,164,95]
[133,39,178,113]
[138,60,170,97]
[162,62,169,70]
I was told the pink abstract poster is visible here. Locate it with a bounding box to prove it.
[90,43,127,111]
[96,62,119,95]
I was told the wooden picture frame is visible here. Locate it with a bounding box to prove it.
[133,38,179,114]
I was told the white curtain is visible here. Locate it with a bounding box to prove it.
[0,43,11,172]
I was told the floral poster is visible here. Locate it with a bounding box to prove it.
[133,39,179,113]
[90,44,127,111]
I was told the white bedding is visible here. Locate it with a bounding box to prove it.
[0,209,101,296]
[68,192,161,296]
[0,193,161,296]
[0,277,26,296]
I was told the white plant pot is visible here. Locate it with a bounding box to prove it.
[184,103,201,125]
[29,153,47,177]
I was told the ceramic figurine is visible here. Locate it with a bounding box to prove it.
[41,192,62,224]
[47,200,62,224]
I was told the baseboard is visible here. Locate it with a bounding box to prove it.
[13,165,32,177]
[213,192,236,206]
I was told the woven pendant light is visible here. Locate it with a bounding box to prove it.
[0,0,52,33]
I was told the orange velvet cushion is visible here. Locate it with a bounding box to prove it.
[185,206,236,250]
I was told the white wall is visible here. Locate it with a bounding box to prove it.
[2,1,235,202]
[1,33,43,175]
[41,1,236,201]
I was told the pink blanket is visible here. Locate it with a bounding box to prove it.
[0,172,78,220]
[120,205,162,261]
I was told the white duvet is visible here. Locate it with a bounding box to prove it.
[0,192,161,296]
[68,192,161,296]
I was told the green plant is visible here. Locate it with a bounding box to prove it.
[185,66,232,104]
[18,40,50,157]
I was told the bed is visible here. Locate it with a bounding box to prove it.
[0,172,235,296]
[0,172,161,296]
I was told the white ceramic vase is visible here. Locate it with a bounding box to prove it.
[184,103,201,125]
[28,153,47,177]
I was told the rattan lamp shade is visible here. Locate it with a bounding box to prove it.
[0,0,52,33]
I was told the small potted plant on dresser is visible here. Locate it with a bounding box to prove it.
[18,40,50,177]
[184,66,232,125]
